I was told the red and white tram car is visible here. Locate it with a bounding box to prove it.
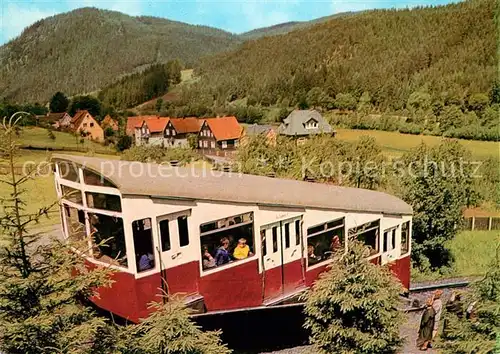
[53,155,412,323]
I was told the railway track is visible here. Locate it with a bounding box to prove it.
[404,277,476,312]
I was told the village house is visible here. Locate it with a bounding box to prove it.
[278,109,335,143]
[197,116,242,156]
[164,117,202,148]
[70,110,104,142]
[134,117,169,146]
[36,112,72,129]
[101,115,119,132]
[241,124,277,146]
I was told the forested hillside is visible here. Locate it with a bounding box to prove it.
[195,0,497,111]
[0,7,240,102]
[239,11,359,40]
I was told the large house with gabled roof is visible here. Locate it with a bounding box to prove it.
[278,110,335,143]
[197,116,242,155]
[70,110,104,142]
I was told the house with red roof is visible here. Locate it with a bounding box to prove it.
[197,116,243,156]
[70,110,104,142]
[101,115,119,132]
[164,117,203,148]
[134,116,169,146]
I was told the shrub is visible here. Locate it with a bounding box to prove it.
[302,241,404,354]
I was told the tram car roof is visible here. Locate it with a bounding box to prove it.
[53,155,413,216]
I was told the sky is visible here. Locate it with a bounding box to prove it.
[0,0,455,45]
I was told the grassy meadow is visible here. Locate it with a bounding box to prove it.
[17,127,116,153]
[335,128,499,160]
[412,230,500,282]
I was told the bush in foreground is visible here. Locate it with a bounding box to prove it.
[302,241,404,354]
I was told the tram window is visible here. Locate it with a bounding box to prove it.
[261,229,267,256]
[178,216,189,247]
[64,205,86,242]
[272,226,278,253]
[349,220,380,256]
[391,229,396,251]
[306,218,345,267]
[133,218,155,272]
[83,169,116,188]
[159,219,171,252]
[295,220,301,246]
[89,213,127,268]
[58,162,80,182]
[85,192,121,212]
[383,231,388,252]
[401,221,410,255]
[199,212,254,271]
[284,223,290,249]
[61,185,82,204]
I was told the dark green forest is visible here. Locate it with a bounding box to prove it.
[98,61,182,109]
[169,0,497,140]
[196,0,496,109]
[0,7,240,102]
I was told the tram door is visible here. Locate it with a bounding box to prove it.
[261,216,304,302]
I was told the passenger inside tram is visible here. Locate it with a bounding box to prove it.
[233,238,254,260]
[202,245,216,269]
[200,212,255,271]
[214,237,231,266]
[308,244,320,265]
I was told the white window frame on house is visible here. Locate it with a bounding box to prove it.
[305,119,318,129]
[222,141,228,149]
[165,129,170,136]
[203,140,208,148]
[210,141,215,149]
[199,140,203,148]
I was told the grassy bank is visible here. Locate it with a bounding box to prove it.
[16,127,115,153]
[412,230,500,282]
[335,129,499,160]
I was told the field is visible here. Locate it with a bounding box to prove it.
[335,128,499,160]
[17,127,116,153]
[412,230,500,282]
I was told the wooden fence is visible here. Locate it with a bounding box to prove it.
[0,163,52,176]
[463,216,500,231]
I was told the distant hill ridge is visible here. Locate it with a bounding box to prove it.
[0,7,241,102]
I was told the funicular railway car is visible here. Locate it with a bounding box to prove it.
[53,155,412,323]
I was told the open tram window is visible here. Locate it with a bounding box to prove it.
[349,219,380,256]
[133,218,155,273]
[86,192,122,212]
[306,217,345,267]
[57,162,80,182]
[200,212,254,271]
[83,169,116,188]
[61,185,83,204]
[63,205,86,242]
[89,213,127,268]
[383,227,397,253]
[401,221,410,255]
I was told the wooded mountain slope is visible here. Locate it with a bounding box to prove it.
[239,11,359,40]
[0,7,240,102]
[196,0,497,110]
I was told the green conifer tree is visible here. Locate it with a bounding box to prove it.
[439,246,500,354]
[302,240,404,354]
[119,294,232,354]
[0,112,113,354]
